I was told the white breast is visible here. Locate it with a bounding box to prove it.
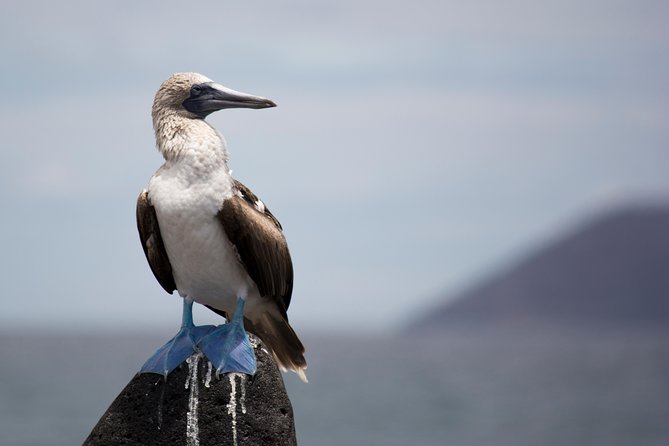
[147,164,257,314]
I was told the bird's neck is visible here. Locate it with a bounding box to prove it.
[153,111,230,172]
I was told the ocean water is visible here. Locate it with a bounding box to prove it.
[0,330,667,446]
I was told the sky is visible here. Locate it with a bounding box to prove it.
[0,0,668,334]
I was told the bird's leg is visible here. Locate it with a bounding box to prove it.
[197,297,257,377]
[140,297,215,377]
[181,296,195,328]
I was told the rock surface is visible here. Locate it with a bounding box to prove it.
[84,335,297,446]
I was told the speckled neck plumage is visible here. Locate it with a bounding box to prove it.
[152,111,229,169]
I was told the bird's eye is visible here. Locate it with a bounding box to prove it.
[191,85,202,96]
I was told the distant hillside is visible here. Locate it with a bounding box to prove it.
[413,206,669,332]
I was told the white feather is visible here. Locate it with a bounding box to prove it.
[147,113,265,316]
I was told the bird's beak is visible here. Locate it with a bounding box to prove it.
[183,82,276,118]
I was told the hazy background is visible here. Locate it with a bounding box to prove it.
[1,1,668,445]
[1,0,667,333]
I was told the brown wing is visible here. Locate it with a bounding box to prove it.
[136,191,177,294]
[217,180,293,315]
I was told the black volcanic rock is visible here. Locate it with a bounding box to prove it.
[414,206,669,331]
[84,335,297,446]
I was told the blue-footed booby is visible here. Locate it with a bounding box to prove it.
[137,72,307,382]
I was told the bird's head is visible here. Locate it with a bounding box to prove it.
[152,72,276,121]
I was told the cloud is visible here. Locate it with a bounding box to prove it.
[17,159,79,198]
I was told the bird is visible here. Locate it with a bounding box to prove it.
[136,72,307,382]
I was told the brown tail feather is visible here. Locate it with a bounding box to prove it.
[245,310,308,382]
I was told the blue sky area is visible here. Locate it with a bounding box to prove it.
[1,0,668,333]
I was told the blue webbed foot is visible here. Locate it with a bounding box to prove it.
[140,298,216,377]
[198,297,257,376]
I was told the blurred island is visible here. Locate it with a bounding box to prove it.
[411,205,669,333]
